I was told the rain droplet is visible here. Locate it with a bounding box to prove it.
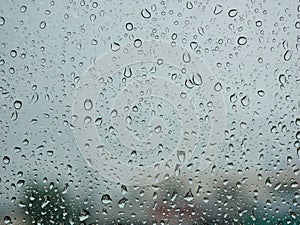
[256,21,262,27]
[141,8,151,19]
[190,41,198,50]
[20,5,27,13]
[283,50,292,61]
[79,209,90,222]
[228,9,238,17]
[279,74,286,84]
[90,14,96,22]
[10,50,17,58]
[184,189,194,201]
[257,90,265,97]
[237,36,247,45]
[124,67,132,78]
[121,185,128,194]
[213,4,223,15]
[214,82,222,92]
[39,21,46,29]
[17,180,25,188]
[241,95,250,106]
[154,125,162,133]
[110,109,118,118]
[3,156,10,164]
[180,92,187,99]
[295,21,300,29]
[111,42,120,51]
[186,1,193,9]
[192,73,202,85]
[13,100,22,110]
[118,197,128,208]
[177,151,186,162]
[47,150,54,156]
[101,194,112,204]
[185,79,194,89]
[83,99,93,110]
[182,52,191,63]
[4,216,11,224]
[125,22,133,31]
[0,17,5,26]
[133,39,142,48]
[95,117,103,126]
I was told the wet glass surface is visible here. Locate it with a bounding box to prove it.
[0,0,299,224]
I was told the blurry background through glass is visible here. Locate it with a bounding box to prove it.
[0,0,299,224]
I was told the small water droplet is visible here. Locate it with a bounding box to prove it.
[141,8,151,19]
[39,21,46,29]
[154,125,162,133]
[84,99,93,110]
[90,14,96,22]
[241,95,250,106]
[186,1,193,9]
[17,180,25,188]
[214,82,222,92]
[184,189,194,201]
[192,73,203,85]
[213,4,223,15]
[20,5,27,13]
[10,50,17,58]
[118,197,128,208]
[79,209,90,222]
[230,93,237,103]
[228,9,238,17]
[95,117,103,126]
[133,39,142,48]
[177,151,186,162]
[0,17,5,26]
[4,216,11,224]
[111,42,120,51]
[47,150,53,156]
[157,58,163,65]
[171,73,177,81]
[121,185,128,194]
[283,50,292,61]
[13,100,22,110]
[257,90,265,97]
[180,92,187,99]
[190,41,198,50]
[3,156,10,164]
[125,22,133,31]
[279,74,286,84]
[256,20,262,27]
[110,109,118,118]
[237,36,247,45]
[183,52,191,63]
[101,194,112,204]
[124,67,132,78]
[185,79,194,89]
